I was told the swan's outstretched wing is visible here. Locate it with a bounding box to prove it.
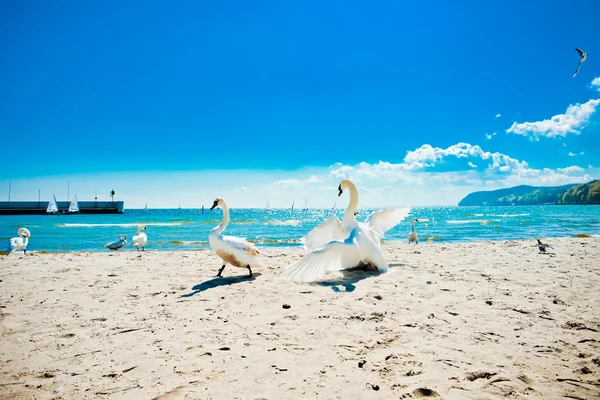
[301,215,346,252]
[367,207,411,240]
[286,231,361,283]
[575,48,585,58]
[223,235,260,256]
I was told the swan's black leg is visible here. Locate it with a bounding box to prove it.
[136,247,139,252]
[142,246,145,251]
[216,265,226,277]
[247,265,253,276]
[416,240,418,245]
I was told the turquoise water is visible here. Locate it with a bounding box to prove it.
[1,206,599,252]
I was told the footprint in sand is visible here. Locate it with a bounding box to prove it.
[412,388,439,397]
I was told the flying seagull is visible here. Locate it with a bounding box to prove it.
[573,48,587,77]
[536,239,553,254]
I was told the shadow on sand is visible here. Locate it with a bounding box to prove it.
[181,273,262,297]
[313,263,406,293]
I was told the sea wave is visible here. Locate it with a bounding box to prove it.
[248,238,302,244]
[487,213,530,217]
[169,240,208,245]
[265,220,301,226]
[57,222,191,228]
[447,219,500,225]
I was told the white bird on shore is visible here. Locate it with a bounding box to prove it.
[536,239,554,254]
[132,225,148,251]
[209,197,262,277]
[285,179,410,283]
[105,235,127,250]
[573,48,587,77]
[408,218,419,244]
[8,228,30,254]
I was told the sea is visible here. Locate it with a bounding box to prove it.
[2,206,599,253]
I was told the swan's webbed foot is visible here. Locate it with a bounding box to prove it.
[216,265,226,277]
[247,265,253,276]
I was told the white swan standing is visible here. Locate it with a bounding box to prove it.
[209,197,262,277]
[8,228,30,254]
[105,234,127,250]
[132,225,148,251]
[285,179,410,283]
[408,218,419,244]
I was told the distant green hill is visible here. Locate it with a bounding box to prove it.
[458,180,600,206]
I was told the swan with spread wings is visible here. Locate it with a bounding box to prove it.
[285,179,410,283]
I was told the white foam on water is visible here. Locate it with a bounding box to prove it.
[57,222,187,228]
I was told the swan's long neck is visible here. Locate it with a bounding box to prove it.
[343,183,359,221]
[215,202,230,233]
[137,226,142,234]
[411,220,416,232]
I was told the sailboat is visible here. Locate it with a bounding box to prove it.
[304,197,308,210]
[68,194,80,214]
[266,200,271,210]
[333,202,336,210]
[291,200,295,211]
[46,194,58,214]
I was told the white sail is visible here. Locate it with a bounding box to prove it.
[46,194,58,214]
[266,200,270,210]
[68,194,79,213]
[304,197,308,209]
[291,201,295,211]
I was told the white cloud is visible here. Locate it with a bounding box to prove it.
[485,132,497,140]
[568,151,584,156]
[401,143,528,172]
[495,114,501,118]
[272,174,323,187]
[325,142,598,205]
[592,77,600,92]
[557,166,584,174]
[562,142,567,147]
[506,99,600,140]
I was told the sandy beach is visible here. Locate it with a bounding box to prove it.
[1,238,599,399]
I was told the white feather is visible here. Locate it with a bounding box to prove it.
[286,229,361,283]
[301,215,346,252]
[367,207,411,241]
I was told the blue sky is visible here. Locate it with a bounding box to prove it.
[1,0,600,207]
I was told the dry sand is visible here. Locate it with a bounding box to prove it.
[1,238,599,399]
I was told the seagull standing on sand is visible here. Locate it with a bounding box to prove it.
[536,239,553,254]
[105,235,127,250]
[573,48,587,77]
[8,228,30,254]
